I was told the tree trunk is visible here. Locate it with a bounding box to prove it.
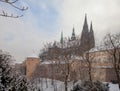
[115,68,120,89]
[88,62,92,83]
[64,75,68,91]
[45,78,48,88]
[118,81,120,89]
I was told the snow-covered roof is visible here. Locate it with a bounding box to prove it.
[89,46,109,53]
[41,61,65,65]
[41,60,74,65]
[71,55,83,60]
[89,45,118,53]
[94,66,113,69]
[41,61,53,65]
[27,53,39,58]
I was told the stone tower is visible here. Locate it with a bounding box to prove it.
[80,14,90,52]
[80,14,95,52]
[26,54,40,80]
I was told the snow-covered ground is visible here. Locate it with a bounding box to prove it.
[33,78,120,91]
[109,83,120,91]
[33,78,74,91]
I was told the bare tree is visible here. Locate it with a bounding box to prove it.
[82,51,95,83]
[0,0,28,18]
[39,42,53,60]
[51,49,71,91]
[41,38,71,91]
[39,35,96,91]
[54,39,73,91]
[104,33,120,88]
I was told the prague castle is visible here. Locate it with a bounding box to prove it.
[40,14,95,60]
[17,15,117,82]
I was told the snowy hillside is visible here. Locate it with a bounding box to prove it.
[109,83,120,91]
[33,78,74,91]
[33,78,120,91]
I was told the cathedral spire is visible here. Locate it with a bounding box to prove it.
[71,26,76,40]
[89,21,95,48]
[60,31,63,44]
[84,13,88,26]
[82,13,89,34]
[80,14,90,52]
[90,21,93,32]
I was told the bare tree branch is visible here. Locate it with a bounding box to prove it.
[0,10,23,18]
[0,0,28,18]
[104,33,120,88]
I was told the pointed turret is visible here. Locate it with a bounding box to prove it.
[84,14,88,27]
[90,21,94,32]
[82,14,89,34]
[71,26,76,40]
[89,21,95,48]
[83,14,89,32]
[80,14,90,51]
[60,32,64,48]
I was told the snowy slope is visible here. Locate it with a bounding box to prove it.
[34,78,120,91]
[34,78,74,91]
[109,83,120,91]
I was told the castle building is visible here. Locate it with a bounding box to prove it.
[23,15,117,82]
[25,48,117,82]
[40,14,95,60]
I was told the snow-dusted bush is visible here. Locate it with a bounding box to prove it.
[71,80,109,91]
[0,50,33,91]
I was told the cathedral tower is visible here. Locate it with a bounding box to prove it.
[80,14,95,52]
[89,22,95,49]
[80,14,90,51]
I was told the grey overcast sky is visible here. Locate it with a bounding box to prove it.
[0,0,120,63]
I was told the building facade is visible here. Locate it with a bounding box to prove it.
[25,48,117,82]
[23,15,117,82]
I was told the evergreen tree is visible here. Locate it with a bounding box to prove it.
[0,50,33,91]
